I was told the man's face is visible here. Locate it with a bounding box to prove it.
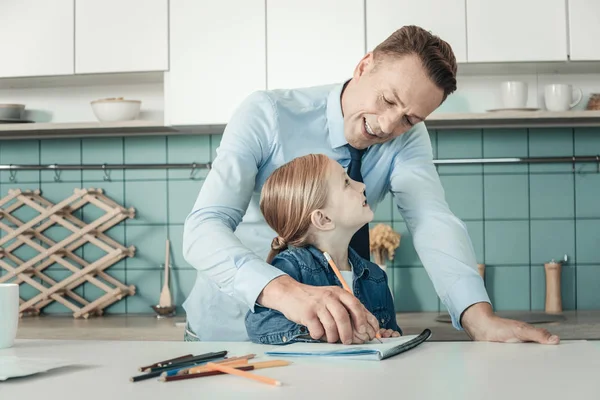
[341,53,445,149]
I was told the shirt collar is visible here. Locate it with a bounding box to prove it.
[306,245,370,280]
[326,80,351,150]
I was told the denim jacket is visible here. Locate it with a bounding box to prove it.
[245,245,401,345]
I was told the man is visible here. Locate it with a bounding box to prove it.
[182,25,559,345]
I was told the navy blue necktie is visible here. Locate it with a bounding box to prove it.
[346,144,370,260]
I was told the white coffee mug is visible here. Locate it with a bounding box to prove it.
[501,81,528,108]
[0,283,19,349]
[544,84,583,111]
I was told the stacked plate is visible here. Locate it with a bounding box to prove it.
[0,104,34,123]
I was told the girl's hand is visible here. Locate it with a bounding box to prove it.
[378,328,401,338]
[349,327,400,343]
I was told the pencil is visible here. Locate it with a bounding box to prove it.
[185,354,256,375]
[161,365,255,382]
[163,354,255,378]
[160,360,290,383]
[130,357,226,382]
[138,353,193,371]
[172,359,249,377]
[205,361,283,386]
[144,351,227,373]
[131,353,228,382]
[323,252,382,341]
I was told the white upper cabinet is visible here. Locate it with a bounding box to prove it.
[266,0,364,90]
[466,0,568,62]
[568,0,600,61]
[167,0,266,125]
[75,0,168,74]
[0,0,74,78]
[367,0,467,63]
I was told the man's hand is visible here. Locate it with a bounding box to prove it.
[461,302,560,345]
[257,275,380,345]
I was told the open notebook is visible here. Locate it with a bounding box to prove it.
[265,328,431,361]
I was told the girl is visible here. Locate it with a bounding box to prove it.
[245,153,401,345]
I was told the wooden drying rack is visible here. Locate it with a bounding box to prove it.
[0,188,136,318]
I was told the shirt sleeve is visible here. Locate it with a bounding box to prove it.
[245,254,315,345]
[182,91,286,311]
[389,123,491,330]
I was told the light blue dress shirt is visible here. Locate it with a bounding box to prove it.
[182,82,490,341]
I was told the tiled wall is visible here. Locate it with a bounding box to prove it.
[379,127,600,313]
[0,135,218,315]
[1,127,599,315]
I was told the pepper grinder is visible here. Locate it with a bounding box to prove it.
[544,255,567,314]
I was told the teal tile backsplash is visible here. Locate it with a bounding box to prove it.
[1,128,599,316]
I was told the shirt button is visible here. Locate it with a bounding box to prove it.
[381,318,385,324]
[299,326,306,333]
[282,336,288,342]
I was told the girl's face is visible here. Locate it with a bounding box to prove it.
[321,158,374,231]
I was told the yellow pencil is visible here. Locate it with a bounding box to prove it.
[206,362,282,386]
[323,252,382,341]
[185,354,255,375]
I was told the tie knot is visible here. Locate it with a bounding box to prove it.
[347,144,365,161]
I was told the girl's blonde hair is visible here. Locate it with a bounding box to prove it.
[260,154,330,263]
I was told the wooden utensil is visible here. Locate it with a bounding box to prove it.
[159,239,172,308]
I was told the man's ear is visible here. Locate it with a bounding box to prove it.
[353,52,374,79]
[310,209,335,232]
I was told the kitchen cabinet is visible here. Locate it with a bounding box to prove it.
[366,0,467,63]
[466,0,568,62]
[75,0,168,74]
[568,0,600,61]
[0,0,74,78]
[266,0,364,90]
[167,0,266,125]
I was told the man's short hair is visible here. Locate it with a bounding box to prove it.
[373,25,458,101]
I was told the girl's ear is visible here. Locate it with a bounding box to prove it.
[310,209,335,231]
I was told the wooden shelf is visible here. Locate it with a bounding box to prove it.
[1,110,600,140]
[427,110,600,129]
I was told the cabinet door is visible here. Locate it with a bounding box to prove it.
[466,0,567,62]
[167,0,266,125]
[568,0,600,61]
[266,0,364,90]
[75,0,168,74]
[367,0,467,63]
[0,0,74,78]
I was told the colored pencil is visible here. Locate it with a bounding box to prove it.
[160,360,290,383]
[130,352,227,382]
[323,252,382,341]
[161,366,255,382]
[204,361,283,386]
[144,351,227,373]
[130,359,226,383]
[185,354,256,375]
[162,358,250,378]
[138,353,193,371]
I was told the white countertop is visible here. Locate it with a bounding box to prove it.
[2,338,599,399]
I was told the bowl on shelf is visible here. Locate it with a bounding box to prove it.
[0,104,31,123]
[90,97,141,122]
[151,305,176,319]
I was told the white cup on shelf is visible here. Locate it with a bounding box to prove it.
[501,81,528,109]
[0,283,19,349]
[544,84,583,111]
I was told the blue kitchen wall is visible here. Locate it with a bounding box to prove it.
[0,127,599,315]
